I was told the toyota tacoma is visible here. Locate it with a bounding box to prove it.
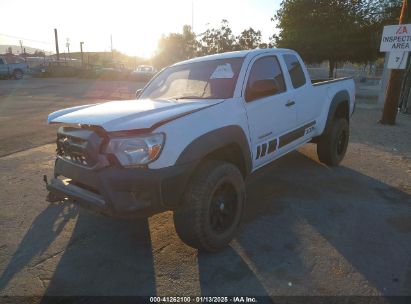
[45,48,355,252]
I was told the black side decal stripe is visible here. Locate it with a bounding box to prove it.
[268,139,277,154]
[279,121,316,148]
[261,143,267,157]
[256,145,261,160]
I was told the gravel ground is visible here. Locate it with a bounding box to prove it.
[351,108,411,159]
[0,78,410,300]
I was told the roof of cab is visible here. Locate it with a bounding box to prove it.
[172,48,294,66]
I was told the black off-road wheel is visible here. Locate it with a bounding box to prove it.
[317,118,349,166]
[173,160,245,252]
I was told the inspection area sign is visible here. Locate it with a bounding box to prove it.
[380,24,411,52]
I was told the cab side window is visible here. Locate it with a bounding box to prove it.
[283,54,306,89]
[245,56,286,102]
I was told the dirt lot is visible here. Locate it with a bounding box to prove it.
[0,78,410,299]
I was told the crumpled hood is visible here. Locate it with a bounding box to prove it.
[48,98,224,132]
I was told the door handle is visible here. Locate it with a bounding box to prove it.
[285,100,295,107]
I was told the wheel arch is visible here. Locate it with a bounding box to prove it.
[323,90,350,135]
[175,125,252,177]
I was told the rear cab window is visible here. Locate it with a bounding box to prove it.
[245,56,286,102]
[283,54,306,89]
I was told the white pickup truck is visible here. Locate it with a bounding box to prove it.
[45,48,355,252]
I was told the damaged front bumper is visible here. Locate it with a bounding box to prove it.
[45,157,193,218]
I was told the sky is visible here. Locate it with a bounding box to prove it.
[0,0,281,58]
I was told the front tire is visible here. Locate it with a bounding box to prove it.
[173,160,245,252]
[317,118,349,166]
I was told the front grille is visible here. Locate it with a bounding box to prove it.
[56,126,104,167]
[57,136,92,166]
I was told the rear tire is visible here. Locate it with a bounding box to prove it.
[173,160,245,252]
[317,118,349,166]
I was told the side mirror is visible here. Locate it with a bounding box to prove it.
[246,79,278,102]
[135,89,143,99]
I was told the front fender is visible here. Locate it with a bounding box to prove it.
[175,125,252,175]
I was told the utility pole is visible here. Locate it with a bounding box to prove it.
[380,0,409,124]
[80,41,84,67]
[110,34,114,59]
[19,39,26,62]
[54,28,60,61]
[19,40,23,55]
[66,38,71,61]
[191,0,194,31]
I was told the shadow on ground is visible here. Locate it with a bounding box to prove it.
[43,213,156,296]
[196,151,411,296]
[0,203,77,291]
[1,149,410,296]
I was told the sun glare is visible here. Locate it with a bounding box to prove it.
[107,0,193,58]
[1,0,279,58]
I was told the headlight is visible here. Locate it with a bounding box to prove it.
[105,133,165,167]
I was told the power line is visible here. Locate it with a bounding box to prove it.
[0,33,51,45]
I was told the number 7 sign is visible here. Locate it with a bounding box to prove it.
[387,51,408,69]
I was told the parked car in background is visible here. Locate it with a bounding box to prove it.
[131,65,156,81]
[96,63,132,80]
[0,56,29,79]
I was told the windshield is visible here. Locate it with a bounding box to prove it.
[139,57,244,100]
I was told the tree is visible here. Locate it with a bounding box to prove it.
[200,20,237,55]
[151,20,273,68]
[351,0,403,64]
[34,50,46,57]
[356,0,402,26]
[237,27,262,50]
[273,0,381,78]
[182,25,199,59]
[153,25,198,68]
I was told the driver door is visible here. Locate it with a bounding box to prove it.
[0,58,8,77]
[243,55,297,169]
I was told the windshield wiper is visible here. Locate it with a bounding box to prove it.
[173,96,206,100]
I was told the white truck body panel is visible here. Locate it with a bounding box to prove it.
[152,98,251,169]
[49,98,224,132]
